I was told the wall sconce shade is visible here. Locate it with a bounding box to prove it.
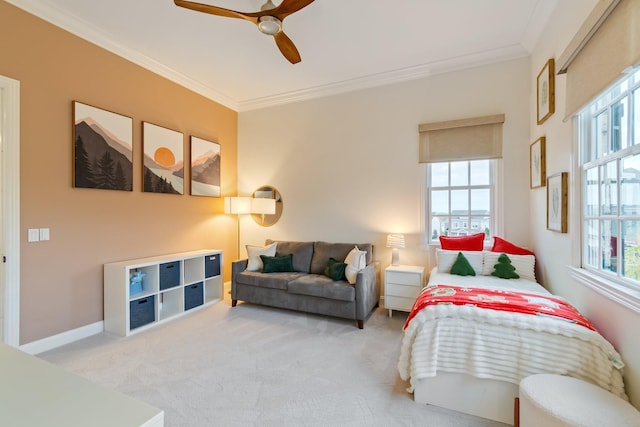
[386,234,405,266]
[224,197,252,215]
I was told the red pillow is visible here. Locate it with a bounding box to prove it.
[491,236,535,256]
[439,233,485,251]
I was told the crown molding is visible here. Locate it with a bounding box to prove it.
[6,0,238,111]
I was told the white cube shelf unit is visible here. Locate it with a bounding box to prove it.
[104,249,223,336]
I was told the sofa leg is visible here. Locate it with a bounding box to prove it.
[357,319,363,329]
[232,299,237,307]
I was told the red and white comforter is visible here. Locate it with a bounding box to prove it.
[397,270,627,400]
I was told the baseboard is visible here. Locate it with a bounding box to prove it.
[20,321,104,355]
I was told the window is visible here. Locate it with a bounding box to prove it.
[426,159,496,242]
[579,69,640,290]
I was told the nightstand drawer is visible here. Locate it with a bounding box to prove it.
[386,271,422,286]
[385,295,415,312]
[386,283,421,298]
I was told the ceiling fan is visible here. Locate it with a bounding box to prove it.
[174,0,315,64]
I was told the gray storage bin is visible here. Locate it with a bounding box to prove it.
[159,261,180,290]
[184,282,204,311]
[205,254,221,278]
[130,295,155,329]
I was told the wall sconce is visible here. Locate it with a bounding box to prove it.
[386,234,405,266]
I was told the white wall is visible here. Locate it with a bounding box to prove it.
[529,0,640,408]
[238,57,531,270]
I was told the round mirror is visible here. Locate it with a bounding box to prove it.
[251,186,283,227]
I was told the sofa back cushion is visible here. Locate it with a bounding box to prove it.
[265,240,314,273]
[310,242,373,275]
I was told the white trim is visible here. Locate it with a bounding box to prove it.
[20,321,104,355]
[569,267,640,314]
[0,75,20,348]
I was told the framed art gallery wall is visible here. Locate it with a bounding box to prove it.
[0,1,238,345]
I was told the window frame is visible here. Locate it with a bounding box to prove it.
[424,159,500,245]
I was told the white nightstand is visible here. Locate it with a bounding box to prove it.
[384,265,425,317]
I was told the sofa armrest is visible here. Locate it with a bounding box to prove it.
[354,261,380,321]
[231,259,248,300]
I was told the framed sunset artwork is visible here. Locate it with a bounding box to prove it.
[142,122,184,194]
[190,136,221,197]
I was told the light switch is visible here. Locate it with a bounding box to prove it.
[28,229,40,242]
[39,228,50,241]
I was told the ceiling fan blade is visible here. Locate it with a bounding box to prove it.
[274,31,301,64]
[174,0,254,22]
[271,0,316,20]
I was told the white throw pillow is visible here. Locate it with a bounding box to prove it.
[344,246,367,284]
[482,251,536,281]
[436,249,484,276]
[246,242,277,272]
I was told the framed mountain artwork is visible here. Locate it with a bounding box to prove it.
[142,122,184,195]
[73,101,133,191]
[190,136,220,197]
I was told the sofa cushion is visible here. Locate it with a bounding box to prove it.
[235,271,305,291]
[287,274,355,302]
[323,257,347,281]
[266,240,314,273]
[310,242,373,274]
[246,242,277,271]
[261,254,294,273]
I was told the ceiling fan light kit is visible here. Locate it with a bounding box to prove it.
[174,0,315,64]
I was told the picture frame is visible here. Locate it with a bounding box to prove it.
[547,172,568,233]
[72,101,133,191]
[190,136,221,197]
[530,136,546,189]
[537,58,555,125]
[142,122,184,194]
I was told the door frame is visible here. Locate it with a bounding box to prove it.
[0,75,21,347]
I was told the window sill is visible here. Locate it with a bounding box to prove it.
[568,267,640,314]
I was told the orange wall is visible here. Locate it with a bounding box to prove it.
[0,2,238,344]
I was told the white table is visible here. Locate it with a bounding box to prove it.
[384,265,425,317]
[0,343,164,427]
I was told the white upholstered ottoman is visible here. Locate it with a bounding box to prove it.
[518,374,640,427]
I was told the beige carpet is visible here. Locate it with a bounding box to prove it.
[40,296,509,427]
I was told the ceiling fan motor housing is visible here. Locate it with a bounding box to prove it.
[258,16,282,35]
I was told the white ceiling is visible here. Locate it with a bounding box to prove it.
[8,0,558,111]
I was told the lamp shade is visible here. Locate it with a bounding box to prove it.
[386,234,405,249]
[224,197,252,215]
[251,198,276,215]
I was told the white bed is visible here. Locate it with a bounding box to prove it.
[397,250,627,425]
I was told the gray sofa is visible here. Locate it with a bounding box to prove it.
[231,240,380,328]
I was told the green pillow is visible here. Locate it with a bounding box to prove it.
[260,254,294,273]
[491,253,520,279]
[450,252,476,276]
[324,257,347,281]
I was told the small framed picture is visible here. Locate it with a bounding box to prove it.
[537,58,555,125]
[530,136,546,189]
[547,172,568,233]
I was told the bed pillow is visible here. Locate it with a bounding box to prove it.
[324,257,347,281]
[490,253,520,279]
[482,251,535,281]
[246,242,277,271]
[260,254,294,273]
[436,249,483,276]
[439,233,485,251]
[344,246,367,284]
[450,252,476,276]
[491,236,535,256]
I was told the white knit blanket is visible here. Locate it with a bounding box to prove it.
[397,272,628,401]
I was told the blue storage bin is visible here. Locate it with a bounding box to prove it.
[205,254,221,278]
[130,295,155,329]
[159,261,180,290]
[184,282,204,311]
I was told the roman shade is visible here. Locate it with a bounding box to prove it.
[418,114,505,163]
[558,0,640,119]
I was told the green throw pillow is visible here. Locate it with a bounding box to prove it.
[491,253,520,279]
[260,254,294,273]
[324,257,347,281]
[450,252,476,276]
